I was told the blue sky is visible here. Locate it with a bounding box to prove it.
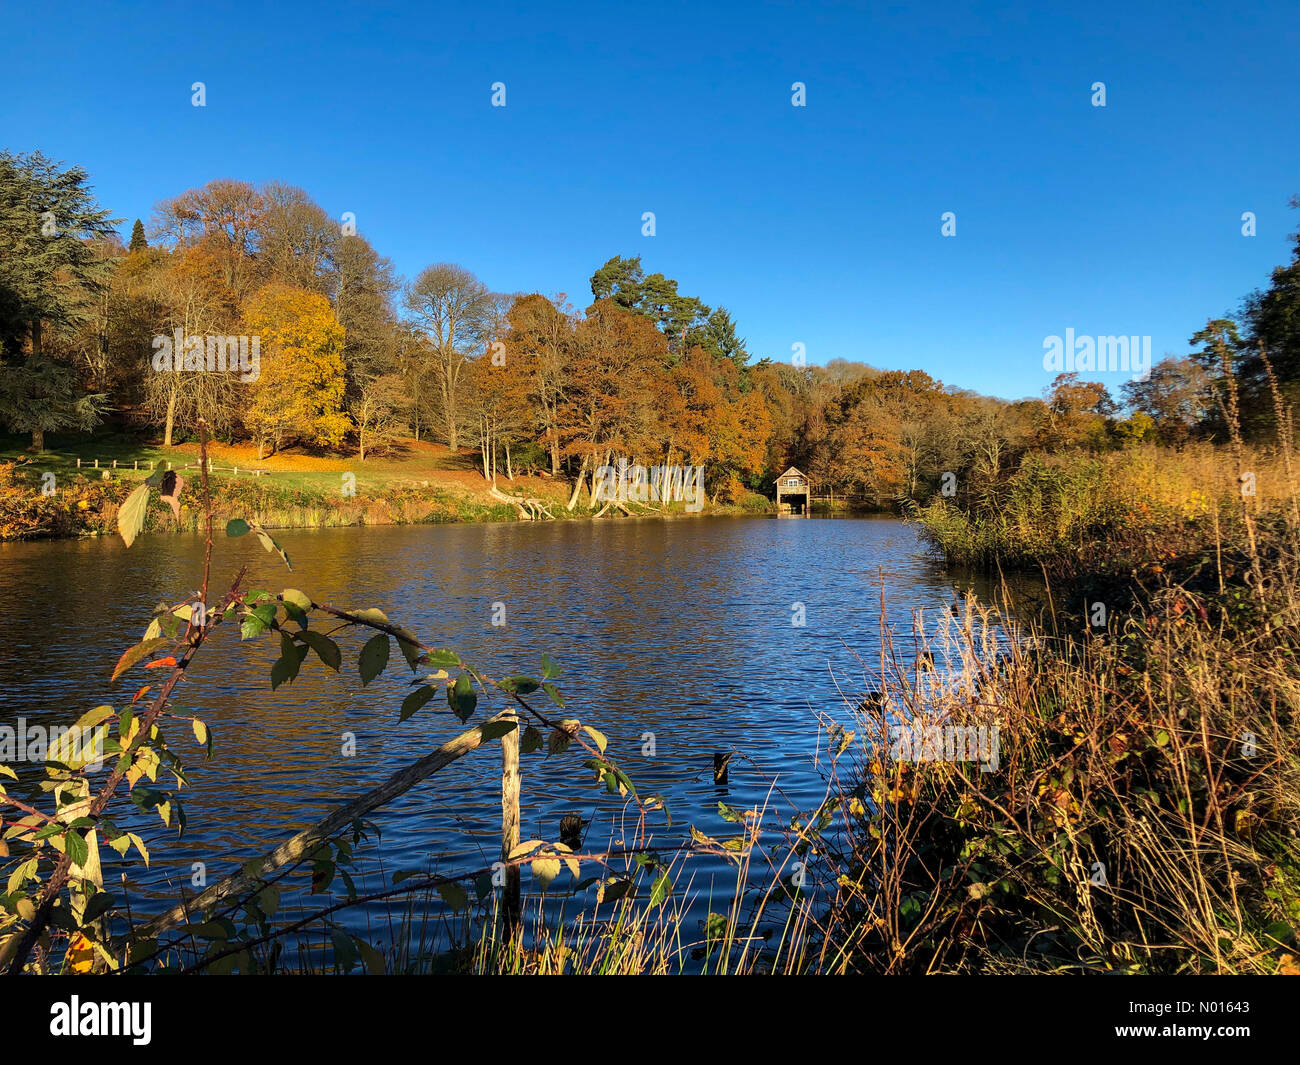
[2,0,1297,400]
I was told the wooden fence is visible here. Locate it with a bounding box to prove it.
[75,458,271,477]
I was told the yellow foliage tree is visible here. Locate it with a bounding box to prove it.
[242,284,351,458]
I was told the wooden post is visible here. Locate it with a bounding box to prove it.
[76,458,81,468]
[93,459,98,469]
[233,466,238,476]
[134,460,138,471]
[500,710,522,937]
[112,460,117,469]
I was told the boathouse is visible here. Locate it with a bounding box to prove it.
[775,466,811,516]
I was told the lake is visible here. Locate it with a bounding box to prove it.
[0,515,1009,964]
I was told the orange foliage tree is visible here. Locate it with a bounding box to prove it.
[242,284,351,458]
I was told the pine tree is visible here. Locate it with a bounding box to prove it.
[0,150,119,449]
[129,218,147,253]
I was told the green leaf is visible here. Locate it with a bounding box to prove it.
[400,685,436,721]
[421,648,461,668]
[64,830,89,868]
[241,613,269,641]
[280,589,311,628]
[547,724,578,757]
[448,674,477,722]
[252,524,292,570]
[355,936,386,975]
[520,726,544,754]
[500,676,540,695]
[543,682,565,708]
[226,518,251,537]
[82,891,115,925]
[437,881,469,911]
[358,634,390,686]
[581,725,608,754]
[281,588,311,612]
[298,630,341,671]
[117,483,150,548]
[391,626,423,671]
[540,653,560,679]
[258,884,280,917]
[648,871,671,907]
[329,929,358,971]
[270,632,308,690]
[480,719,519,741]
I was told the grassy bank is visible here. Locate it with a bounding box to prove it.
[871,442,1300,973]
[0,432,770,540]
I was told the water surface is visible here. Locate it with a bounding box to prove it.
[0,516,995,959]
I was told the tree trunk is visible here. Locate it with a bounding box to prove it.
[30,428,44,452]
[164,389,177,448]
[566,456,589,511]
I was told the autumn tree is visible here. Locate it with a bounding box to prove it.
[502,293,576,476]
[559,300,664,507]
[1121,357,1211,446]
[140,247,242,446]
[150,179,264,299]
[243,284,350,458]
[1041,373,1115,450]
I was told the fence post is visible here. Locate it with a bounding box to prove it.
[500,710,522,937]
[93,459,98,469]
[134,460,138,471]
[76,458,81,469]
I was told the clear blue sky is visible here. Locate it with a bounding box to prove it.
[2,1,1297,400]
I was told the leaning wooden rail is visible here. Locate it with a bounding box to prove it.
[117,709,520,950]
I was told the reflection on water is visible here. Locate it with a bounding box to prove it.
[0,516,1012,956]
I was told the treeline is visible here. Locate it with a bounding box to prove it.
[2,149,1298,505]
